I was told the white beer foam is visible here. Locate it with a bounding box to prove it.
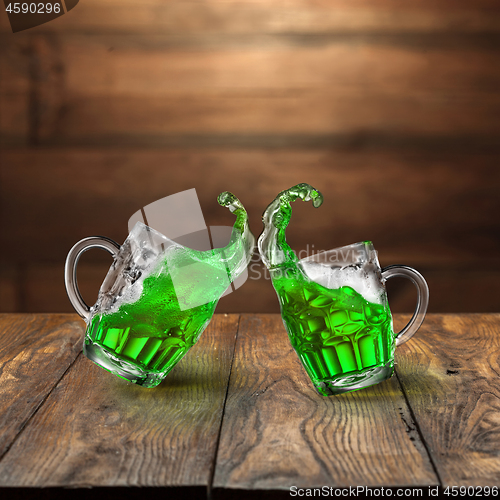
[299,261,385,305]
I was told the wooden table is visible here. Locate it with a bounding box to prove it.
[0,313,498,499]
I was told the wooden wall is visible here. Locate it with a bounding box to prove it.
[1,0,499,314]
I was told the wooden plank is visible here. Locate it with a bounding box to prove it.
[59,38,500,95]
[2,6,499,146]
[46,36,500,143]
[4,92,499,148]
[1,148,498,266]
[0,314,83,458]
[25,91,500,141]
[1,0,499,34]
[395,314,500,487]
[0,314,239,489]
[212,314,438,493]
[3,32,500,146]
[15,262,500,315]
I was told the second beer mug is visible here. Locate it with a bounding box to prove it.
[259,184,429,396]
[65,192,254,388]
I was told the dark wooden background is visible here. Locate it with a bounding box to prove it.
[1,0,499,314]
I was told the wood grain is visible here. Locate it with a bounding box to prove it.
[1,148,498,264]
[13,89,500,142]
[1,147,498,314]
[56,37,500,95]
[2,32,499,146]
[0,314,82,458]
[19,262,500,316]
[395,314,500,486]
[212,314,438,492]
[0,313,498,495]
[1,0,499,318]
[0,314,239,489]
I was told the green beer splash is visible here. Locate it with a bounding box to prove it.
[258,184,394,396]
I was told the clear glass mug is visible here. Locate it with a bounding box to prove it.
[277,241,429,395]
[65,192,254,388]
[258,183,429,395]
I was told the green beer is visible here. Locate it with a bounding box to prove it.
[85,264,220,387]
[271,268,394,396]
[258,184,396,395]
[81,191,254,387]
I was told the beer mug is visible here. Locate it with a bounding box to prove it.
[259,184,429,395]
[65,192,254,388]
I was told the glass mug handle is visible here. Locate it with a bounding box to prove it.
[64,236,121,321]
[381,265,429,347]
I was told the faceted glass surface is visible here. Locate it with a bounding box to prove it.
[85,192,254,387]
[258,184,395,396]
